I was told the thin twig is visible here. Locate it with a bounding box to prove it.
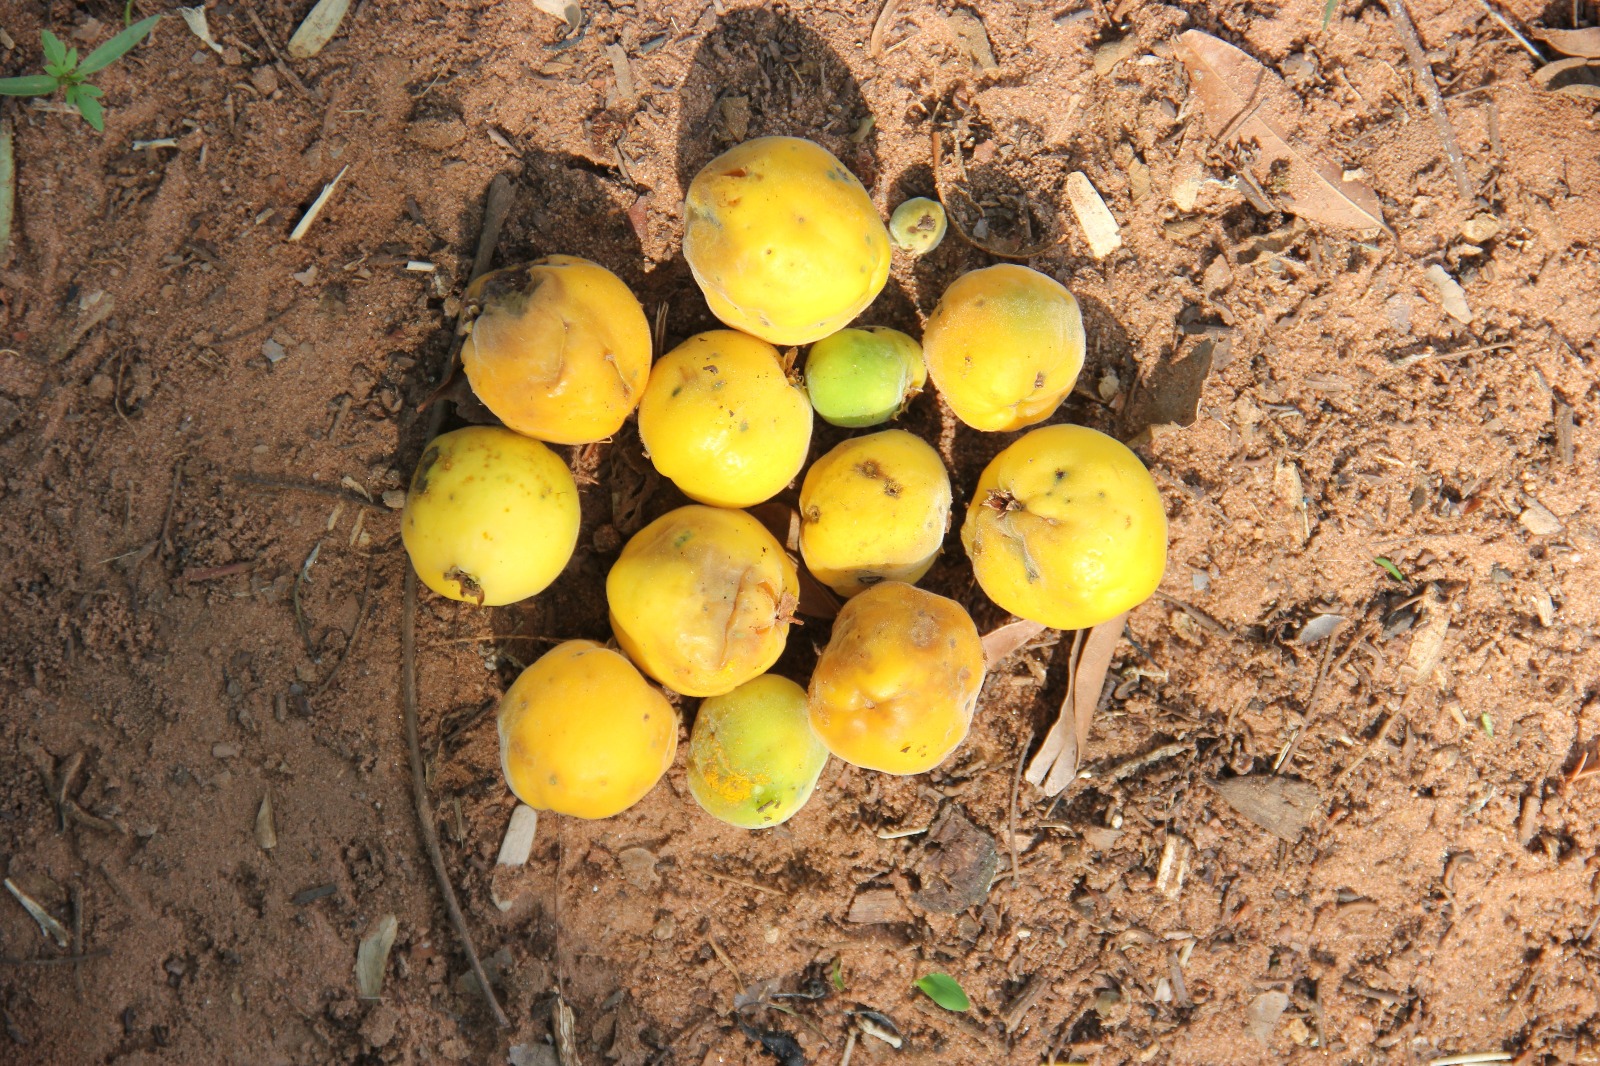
[1386,0,1474,200]
[1341,977,1409,1006]
[699,869,782,896]
[1467,0,1544,63]
[0,949,109,967]
[234,474,386,510]
[313,556,375,698]
[1006,727,1033,889]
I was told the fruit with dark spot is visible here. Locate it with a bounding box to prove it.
[799,430,951,598]
[686,674,829,829]
[637,330,812,508]
[683,137,891,345]
[807,581,984,775]
[607,505,799,697]
[498,640,677,819]
[961,424,1166,630]
[401,426,579,606]
[922,264,1085,432]
[803,326,926,428]
[461,256,650,444]
[889,197,948,255]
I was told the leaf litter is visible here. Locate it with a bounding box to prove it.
[1026,612,1128,795]
[1175,30,1388,232]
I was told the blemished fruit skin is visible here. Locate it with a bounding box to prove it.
[607,505,800,698]
[683,136,892,346]
[799,430,952,598]
[961,424,1168,630]
[889,197,948,255]
[921,264,1087,432]
[686,674,830,829]
[637,331,813,508]
[461,256,651,445]
[807,582,985,775]
[803,327,927,428]
[401,425,580,606]
[498,640,677,820]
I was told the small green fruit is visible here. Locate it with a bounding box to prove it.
[803,326,927,428]
[889,197,948,255]
[686,675,830,829]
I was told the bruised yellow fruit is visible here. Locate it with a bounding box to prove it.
[684,136,891,346]
[686,674,829,829]
[807,582,984,775]
[961,424,1167,630]
[922,264,1086,432]
[461,256,651,444]
[401,426,580,606]
[498,640,677,820]
[799,430,952,598]
[607,505,799,697]
[637,330,813,508]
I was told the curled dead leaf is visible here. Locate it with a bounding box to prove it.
[1534,27,1600,59]
[1532,57,1600,100]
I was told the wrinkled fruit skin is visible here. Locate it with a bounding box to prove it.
[799,430,952,598]
[961,424,1167,630]
[922,264,1086,432]
[808,582,984,775]
[889,197,948,255]
[401,426,580,606]
[683,136,891,346]
[607,505,799,698]
[461,256,651,444]
[498,640,677,820]
[686,674,829,829]
[803,326,927,428]
[637,331,813,508]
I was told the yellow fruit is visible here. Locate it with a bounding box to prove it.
[922,264,1086,432]
[401,426,580,606]
[960,424,1167,630]
[807,582,984,775]
[498,640,677,820]
[799,430,952,598]
[461,256,651,445]
[637,330,813,508]
[683,136,891,346]
[686,674,829,829]
[607,505,799,698]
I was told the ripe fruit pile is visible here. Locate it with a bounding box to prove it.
[401,135,1169,826]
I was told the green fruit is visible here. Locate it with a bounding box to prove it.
[686,674,829,829]
[889,197,948,255]
[803,327,927,428]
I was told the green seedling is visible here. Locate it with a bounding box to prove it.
[914,972,970,1012]
[0,17,162,132]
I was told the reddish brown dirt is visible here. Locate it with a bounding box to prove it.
[2,0,1599,1063]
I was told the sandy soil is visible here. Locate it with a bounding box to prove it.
[2,0,1599,1063]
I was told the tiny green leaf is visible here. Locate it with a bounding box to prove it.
[125,0,136,27]
[79,14,162,76]
[62,84,80,107]
[1374,557,1405,583]
[829,957,845,992]
[65,47,80,70]
[914,973,970,1012]
[42,30,68,68]
[77,96,105,132]
[1322,0,1339,29]
[0,75,61,97]
[79,84,104,99]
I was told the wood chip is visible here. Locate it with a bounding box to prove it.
[1518,499,1563,536]
[947,9,998,71]
[1065,171,1122,258]
[1424,264,1471,324]
[1208,776,1321,842]
[847,888,908,924]
[1175,30,1387,232]
[1556,402,1575,466]
[1402,594,1451,687]
[1246,990,1290,1044]
[1155,835,1190,898]
[4,879,69,947]
[355,914,398,999]
[255,793,277,850]
[1297,613,1344,644]
[288,0,351,59]
[496,805,539,867]
[1093,35,1141,76]
[289,165,349,242]
[605,43,635,101]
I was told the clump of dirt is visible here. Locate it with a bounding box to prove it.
[1,1,1598,1064]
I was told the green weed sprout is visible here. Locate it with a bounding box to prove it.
[0,16,161,132]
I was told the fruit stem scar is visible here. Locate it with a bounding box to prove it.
[984,489,1024,513]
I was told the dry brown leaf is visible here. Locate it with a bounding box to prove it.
[1208,776,1321,842]
[1532,57,1600,100]
[1025,612,1128,796]
[982,619,1047,665]
[1175,30,1387,232]
[1534,27,1600,59]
